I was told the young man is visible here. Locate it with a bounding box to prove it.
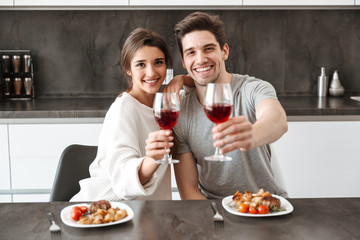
[172,12,288,199]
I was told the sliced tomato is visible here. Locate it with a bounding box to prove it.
[258,205,269,214]
[71,206,83,221]
[249,206,258,214]
[238,203,249,213]
[80,206,88,214]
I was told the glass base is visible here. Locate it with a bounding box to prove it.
[155,154,179,164]
[204,154,232,162]
[155,159,180,164]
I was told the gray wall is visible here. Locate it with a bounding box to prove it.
[1,10,359,98]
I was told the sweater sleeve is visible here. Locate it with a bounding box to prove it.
[93,97,159,200]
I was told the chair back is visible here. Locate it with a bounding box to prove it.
[49,144,97,201]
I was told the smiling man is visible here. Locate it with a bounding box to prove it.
[172,12,288,200]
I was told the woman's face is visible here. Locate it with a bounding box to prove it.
[127,46,166,96]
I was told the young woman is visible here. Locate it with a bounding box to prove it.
[71,28,177,201]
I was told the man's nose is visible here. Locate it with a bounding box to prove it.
[195,51,207,64]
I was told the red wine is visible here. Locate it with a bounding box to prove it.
[154,110,180,129]
[204,104,232,124]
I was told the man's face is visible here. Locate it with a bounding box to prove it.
[181,30,229,86]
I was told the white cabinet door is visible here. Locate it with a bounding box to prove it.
[243,0,354,5]
[272,121,360,198]
[14,0,127,6]
[0,125,10,191]
[130,0,240,5]
[0,0,13,6]
[9,123,102,190]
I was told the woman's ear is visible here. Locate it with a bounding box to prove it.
[126,69,132,76]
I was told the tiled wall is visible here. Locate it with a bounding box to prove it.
[1,10,359,97]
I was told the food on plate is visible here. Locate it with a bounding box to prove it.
[89,200,111,213]
[71,206,84,221]
[232,189,282,214]
[259,196,281,210]
[71,200,128,225]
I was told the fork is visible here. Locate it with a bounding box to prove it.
[44,211,61,237]
[210,201,224,228]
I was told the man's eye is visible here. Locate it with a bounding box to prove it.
[205,47,214,52]
[186,51,194,56]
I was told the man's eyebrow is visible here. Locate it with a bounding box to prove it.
[183,43,218,53]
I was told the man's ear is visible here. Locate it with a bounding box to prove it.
[222,43,229,61]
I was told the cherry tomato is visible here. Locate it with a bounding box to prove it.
[80,206,88,214]
[238,204,249,213]
[258,205,269,214]
[249,206,258,214]
[71,206,83,221]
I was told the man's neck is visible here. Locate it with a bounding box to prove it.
[195,72,232,105]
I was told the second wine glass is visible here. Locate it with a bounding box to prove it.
[153,92,180,164]
[203,83,233,161]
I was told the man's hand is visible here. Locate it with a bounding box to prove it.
[212,116,254,154]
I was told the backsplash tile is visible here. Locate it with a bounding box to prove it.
[0,10,359,98]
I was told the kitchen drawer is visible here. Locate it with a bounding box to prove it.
[12,194,50,203]
[11,156,58,189]
[0,125,10,190]
[9,123,102,157]
[0,194,12,203]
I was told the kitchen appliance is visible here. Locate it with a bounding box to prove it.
[0,50,35,100]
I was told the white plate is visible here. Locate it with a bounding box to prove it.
[222,194,294,217]
[60,202,134,228]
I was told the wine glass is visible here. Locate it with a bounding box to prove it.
[153,92,180,164]
[203,83,233,161]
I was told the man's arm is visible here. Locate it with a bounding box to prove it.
[212,98,288,153]
[174,152,206,200]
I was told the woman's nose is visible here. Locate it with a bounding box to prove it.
[146,65,157,76]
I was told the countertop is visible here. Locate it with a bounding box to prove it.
[0,96,360,122]
[0,198,359,240]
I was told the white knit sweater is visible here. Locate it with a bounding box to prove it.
[70,93,171,201]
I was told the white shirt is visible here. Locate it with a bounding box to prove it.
[71,93,171,201]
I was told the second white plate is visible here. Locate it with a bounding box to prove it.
[222,194,294,217]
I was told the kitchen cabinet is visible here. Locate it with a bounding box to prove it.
[130,0,240,5]
[243,0,354,5]
[356,0,360,4]
[2,123,102,202]
[272,121,360,198]
[0,125,10,191]
[14,0,127,6]
[0,0,13,6]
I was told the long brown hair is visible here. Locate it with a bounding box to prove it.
[173,12,226,57]
[120,28,172,94]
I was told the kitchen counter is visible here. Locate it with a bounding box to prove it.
[0,96,360,122]
[0,198,359,240]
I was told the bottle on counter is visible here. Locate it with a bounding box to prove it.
[317,67,328,97]
[329,70,345,97]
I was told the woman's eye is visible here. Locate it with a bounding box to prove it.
[136,63,145,68]
[155,60,164,66]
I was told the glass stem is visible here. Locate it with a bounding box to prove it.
[214,147,222,156]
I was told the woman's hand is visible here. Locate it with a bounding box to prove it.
[145,130,174,160]
[162,75,194,96]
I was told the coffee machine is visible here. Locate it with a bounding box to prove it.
[0,50,35,100]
